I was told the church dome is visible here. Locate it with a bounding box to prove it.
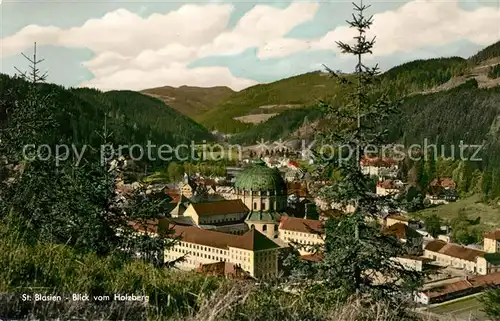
[235,160,286,192]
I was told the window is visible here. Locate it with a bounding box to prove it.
[263,225,267,232]
[253,202,257,210]
[274,225,278,232]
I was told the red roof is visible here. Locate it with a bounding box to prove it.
[430,178,456,189]
[425,240,485,262]
[377,179,397,189]
[383,223,417,240]
[425,240,447,252]
[172,225,280,251]
[424,272,500,298]
[279,216,324,234]
[191,199,249,216]
[484,230,500,241]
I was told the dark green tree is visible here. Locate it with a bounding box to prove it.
[0,43,176,258]
[480,287,500,320]
[285,0,423,310]
[167,161,184,182]
[423,214,442,238]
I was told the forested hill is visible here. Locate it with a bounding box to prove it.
[198,56,468,133]
[0,74,214,151]
[469,40,500,65]
[140,85,235,118]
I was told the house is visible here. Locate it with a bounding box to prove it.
[383,223,423,255]
[278,216,324,255]
[383,223,422,244]
[179,173,197,198]
[376,179,401,196]
[426,187,458,205]
[423,240,487,274]
[165,225,281,279]
[430,177,457,189]
[484,230,500,253]
[360,156,398,178]
[385,215,420,229]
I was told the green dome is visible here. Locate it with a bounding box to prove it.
[235,160,286,192]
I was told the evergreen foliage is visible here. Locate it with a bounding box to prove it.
[0,44,180,258]
[488,64,500,79]
[285,1,423,308]
[469,40,500,65]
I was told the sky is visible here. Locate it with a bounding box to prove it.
[1,0,499,91]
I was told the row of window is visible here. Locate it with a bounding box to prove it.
[200,216,244,224]
[284,236,322,246]
[176,242,227,254]
[283,230,321,237]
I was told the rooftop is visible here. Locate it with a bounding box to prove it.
[235,159,286,192]
[279,216,324,234]
[484,230,500,241]
[424,240,447,252]
[423,272,500,298]
[426,241,485,262]
[191,199,249,216]
[383,222,420,240]
[172,225,280,251]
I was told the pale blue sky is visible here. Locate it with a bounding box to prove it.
[1,0,499,90]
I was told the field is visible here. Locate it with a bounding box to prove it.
[412,195,500,228]
[426,295,487,321]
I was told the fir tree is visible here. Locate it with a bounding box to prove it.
[285,0,423,310]
[1,43,177,259]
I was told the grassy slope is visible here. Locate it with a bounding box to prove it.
[412,195,500,228]
[197,71,348,133]
[141,85,234,118]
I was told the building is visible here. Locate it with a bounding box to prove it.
[234,159,288,239]
[165,225,281,278]
[360,156,397,178]
[430,177,456,189]
[278,216,324,255]
[179,173,197,198]
[383,222,422,244]
[385,215,420,229]
[415,272,500,305]
[484,230,500,253]
[376,179,402,196]
[423,240,488,274]
[179,199,249,235]
[170,195,193,217]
